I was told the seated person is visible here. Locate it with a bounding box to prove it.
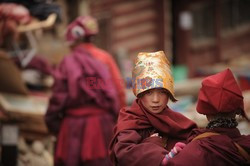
[109,51,197,166]
[167,69,250,165]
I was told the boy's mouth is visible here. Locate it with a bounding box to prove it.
[151,106,160,110]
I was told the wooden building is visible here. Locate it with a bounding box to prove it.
[65,0,250,77]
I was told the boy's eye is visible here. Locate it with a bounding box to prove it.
[160,90,166,94]
[145,91,152,95]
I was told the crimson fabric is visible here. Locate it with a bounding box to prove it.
[0,3,31,47]
[48,45,119,117]
[54,108,115,166]
[55,107,108,163]
[65,16,98,44]
[0,3,31,24]
[12,55,54,75]
[196,69,246,118]
[79,43,126,109]
[81,115,106,161]
[112,130,168,166]
[167,128,250,166]
[45,45,119,166]
[24,55,54,75]
[109,99,197,166]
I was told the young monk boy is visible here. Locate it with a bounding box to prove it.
[167,69,250,165]
[109,51,197,166]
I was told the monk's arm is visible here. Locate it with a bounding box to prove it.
[166,141,203,165]
[45,62,68,135]
[113,130,167,166]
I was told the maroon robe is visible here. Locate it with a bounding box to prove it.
[12,55,54,75]
[79,43,126,109]
[109,99,197,166]
[45,45,119,166]
[167,127,250,166]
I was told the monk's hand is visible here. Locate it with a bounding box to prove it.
[161,142,186,165]
[166,142,186,159]
[142,132,164,147]
[150,133,162,138]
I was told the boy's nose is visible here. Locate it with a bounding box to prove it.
[152,93,160,103]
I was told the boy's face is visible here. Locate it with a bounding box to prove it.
[140,88,169,114]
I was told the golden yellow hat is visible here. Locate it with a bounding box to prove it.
[132,51,177,101]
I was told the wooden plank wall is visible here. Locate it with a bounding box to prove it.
[90,0,172,61]
[220,30,250,60]
[112,0,158,57]
[189,25,250,68]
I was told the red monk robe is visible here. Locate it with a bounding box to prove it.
[46,15,125,166]
[109,99,197,166]
[45,45,120,166]
[78,43,126,108]
[167,128,250,166]
[167,69,250,166]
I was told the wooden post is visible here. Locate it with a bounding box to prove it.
[214,0,222,61]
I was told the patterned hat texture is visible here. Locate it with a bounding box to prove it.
[132,51,177,101]
[196,68,249,121]
[65,15,98,44]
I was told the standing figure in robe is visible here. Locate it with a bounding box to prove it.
[45,15,126,166]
